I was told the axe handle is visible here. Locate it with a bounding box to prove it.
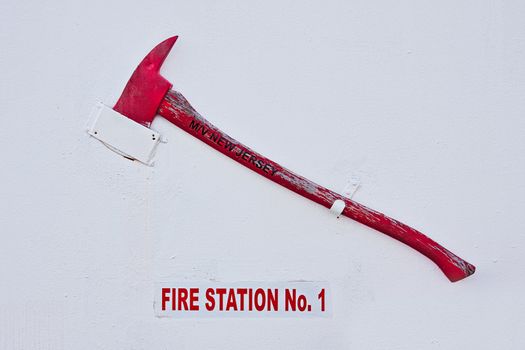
[158,90,475,282]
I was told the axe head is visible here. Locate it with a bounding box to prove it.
[87,36,177,165]
[113,36,178,126]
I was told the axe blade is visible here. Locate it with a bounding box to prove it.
[113,36,178,126]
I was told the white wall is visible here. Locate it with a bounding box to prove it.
[1,0,524,348]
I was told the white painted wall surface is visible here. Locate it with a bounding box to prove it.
[1,1,525,348]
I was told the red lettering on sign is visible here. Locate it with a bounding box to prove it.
[161,288,170,311]
[205,288,215,311]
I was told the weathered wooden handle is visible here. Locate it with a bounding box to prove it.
[158,90,475,282]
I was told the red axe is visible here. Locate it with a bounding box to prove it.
[88,36,475,282]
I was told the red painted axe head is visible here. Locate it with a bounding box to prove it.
[113,36,178,126]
